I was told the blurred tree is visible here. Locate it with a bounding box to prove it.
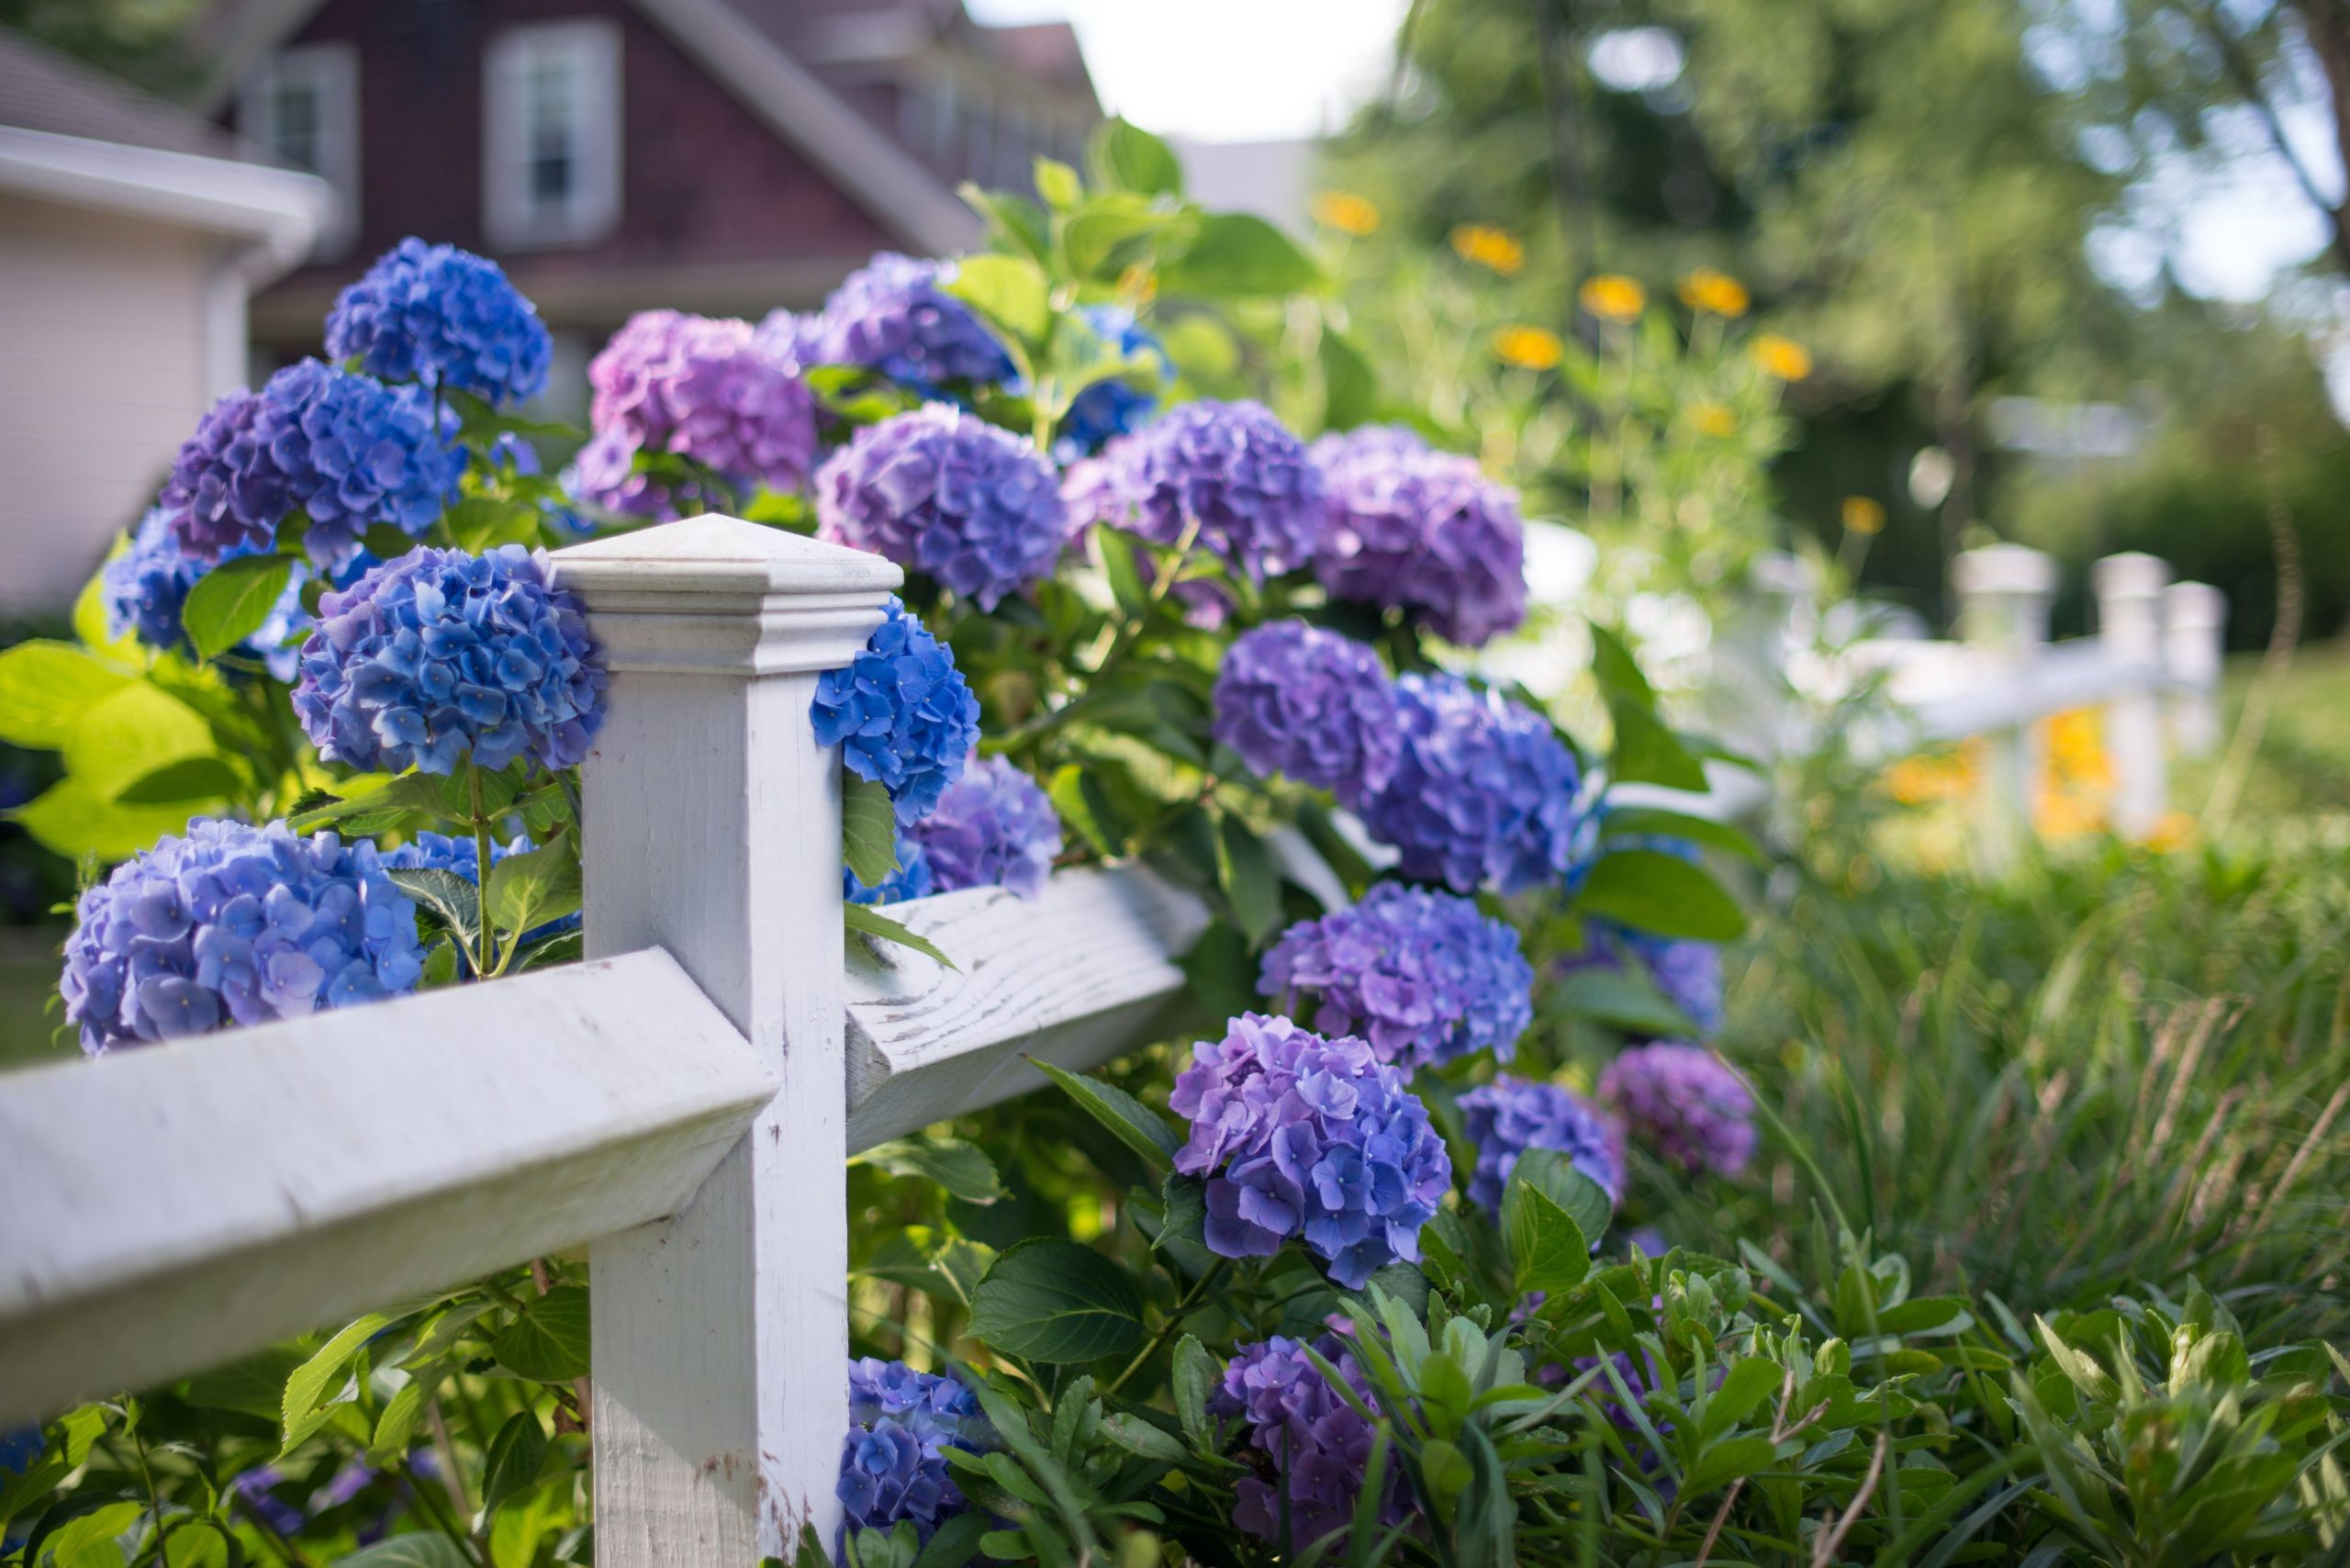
[0,0,207,93]
[1330,0,2342,633]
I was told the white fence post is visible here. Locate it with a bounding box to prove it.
[1953,543,2055,871]
[551,516,901,1565]
[2164,580,2227,758]
[2093,551,2170,838]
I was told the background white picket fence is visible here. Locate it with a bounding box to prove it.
[1634,543,2227,863]
[0,519,2226,1563]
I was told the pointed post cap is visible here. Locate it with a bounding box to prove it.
[550,514,903,675]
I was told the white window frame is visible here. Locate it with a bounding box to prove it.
[482,20,622,252]
[238,43,360,260]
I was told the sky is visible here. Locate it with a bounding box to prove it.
[968,0,2333,309]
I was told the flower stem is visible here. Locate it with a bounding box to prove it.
[1101,1256,1226,1399]
[468,765,496,978]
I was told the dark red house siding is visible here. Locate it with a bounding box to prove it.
[254,0,899,332]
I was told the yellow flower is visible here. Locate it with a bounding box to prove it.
[1754,333,1813,380]
[1450,224,1526,275]
[1841,496,1886,535]
[1691,402,1738,438]
[1678,268,1750,317]
[2143,811,2197,852]
[2034,789,2105,839]
[1886,750,1975,805]
[1580,274,1646,323]
[1492,325,1564,370]
[1312,190,1381,237]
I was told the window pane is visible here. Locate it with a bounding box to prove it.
[273,81,320,171]
[524,55,578,212]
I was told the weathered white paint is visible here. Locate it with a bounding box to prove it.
[0,948,770,1428]
[845,864,1212,1152]
[2093,552,2170,836]
[551,516,900,1566]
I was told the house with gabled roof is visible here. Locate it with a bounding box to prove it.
[191,0,1103,410]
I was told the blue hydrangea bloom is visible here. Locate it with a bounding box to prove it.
[1457,1075,1623,1210]
[1064,399,1326,625]
[1310,424,1528,648]
[1357,673,1582,894]
[1057,306,1171,457]
[838,1357,989,1547]
[1212,620,1400,806]
[810,599,979,823]
[845,833,934,905]
[804,252,1017,388]
[1169,1012,1449,1288]
[103,510,309,678]
[1214,1334,1397,1546]
[162,360,461,568]
[1600,1042,1756,1177]
[815,405,1067,610]
[60,819,424,1055]
[577,310,818,518]
[0,1426,42,1477]
[292,545,606,775]
[903,756,1062,901]
[1260,882,1534,1071]
[325,238,553,406]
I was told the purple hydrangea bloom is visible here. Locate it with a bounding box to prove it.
[810,598,979,823]
[1213,1334,1398,1547]
[1065,399,1326,626]
[1310,425,1528,647]
[60,819,424,1055]
[103,510,309,678]
[292,545,606,775]
[1057,306,1171,457]
[162,361,461,567]
[815,405,1066,610]
[837,1357,988,1546]
[325,238,553,407]
[1260,883,1533,1071]
[1457,1075,1623,1210]
[1211,620,1399,806]
[903,756,1062,900]
[1168,1012,1449,1288]
[578,310,818,516]
[845,834,934,905]
[1357,673,1581,894]
[803,252,1017,387]
[1599,1042,1756,1177]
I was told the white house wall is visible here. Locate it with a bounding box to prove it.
[0,195,221,614]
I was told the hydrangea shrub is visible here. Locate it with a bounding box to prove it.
[815,405,1067,609]
[61,819,423,1053]
[292,545,606,775]
[325,238,553,406]
[904,755,1063,900]
[1260,882,1533,1070]
[1358,672,1583,893]
[1211,619,1400,804]
[1169,1012,1449,1287]
[809,598,979,823]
